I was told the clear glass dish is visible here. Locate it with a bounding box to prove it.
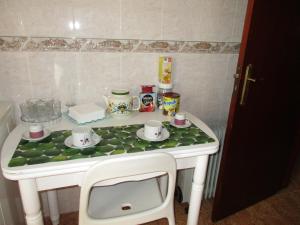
[20,98,62,123]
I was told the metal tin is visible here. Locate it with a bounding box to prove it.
[162,92,180,116]
[139,85,156,112]
[140,93,156,112]
[157,87,172,110]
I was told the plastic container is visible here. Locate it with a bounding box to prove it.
[158,56,172,89]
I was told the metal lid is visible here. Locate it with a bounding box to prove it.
[111,89,130,95]
[141,85,155,93]
[163,92,180,98]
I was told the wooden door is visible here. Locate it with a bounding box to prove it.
[212,0,299,220]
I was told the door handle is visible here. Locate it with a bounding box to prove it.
[240,64,256,105]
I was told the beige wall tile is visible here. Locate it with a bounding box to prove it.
[26,53,61,100]
[0,0,246,42]
[162,0,203,41]
[232,0,248,41]
[218,54,238,122]
[172,54,234,125]
[0,52,33,120]
[72,0,121,38]
[119,54,158,97]
[0,0,24,36]
[121,53,158,89]
[51,53,80,106]
[6,0,74,37]
[121,0,162,39]
[0,53,32,102]
[162,0,243,42]
[193,0,238,42]
[76,52,121,105]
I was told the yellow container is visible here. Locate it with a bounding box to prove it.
[163,92,180,117]
[158,56,172,88]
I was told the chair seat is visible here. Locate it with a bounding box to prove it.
[88,178,163,219]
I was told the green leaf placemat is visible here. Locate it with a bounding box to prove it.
[8,122,215,167]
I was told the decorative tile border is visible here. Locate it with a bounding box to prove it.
[134,40,185,53]
[0,36,240,54]
[0,37,27,51]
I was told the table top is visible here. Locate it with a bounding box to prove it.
[1,111,219,180]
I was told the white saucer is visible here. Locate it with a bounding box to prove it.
[170,119,192,128]
[22,129,51,142]
[64,133,101,149]
[136,128,170,142]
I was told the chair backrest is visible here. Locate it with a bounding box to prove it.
[79,152,177,225]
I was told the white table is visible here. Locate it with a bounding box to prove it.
[1,111,219,225]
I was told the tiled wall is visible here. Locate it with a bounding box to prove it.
[0,0,246,41]
[0,0,248,126]
[0,0,247,215]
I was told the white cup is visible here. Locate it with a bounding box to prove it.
[72,126,94,148]
[174,113,186,125]
[144,120,163,140]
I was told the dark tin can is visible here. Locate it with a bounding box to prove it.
[163,92,180,116]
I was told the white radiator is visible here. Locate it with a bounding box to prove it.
[177,124,226,202]
[203,125,226,199]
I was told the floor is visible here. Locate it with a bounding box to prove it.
[44,160,300,225]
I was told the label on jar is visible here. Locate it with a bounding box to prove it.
[159,57,172,85]
[157,88,172,110]
[157,93,164,110]
[163,92,180,116]
[140,93,156,112]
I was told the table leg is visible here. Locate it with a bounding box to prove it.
[47,190,60,225]
[19,179,44,225]
[187,155,209,225]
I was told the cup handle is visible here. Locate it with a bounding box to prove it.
[91,128,97,140]
[131,96,141,111]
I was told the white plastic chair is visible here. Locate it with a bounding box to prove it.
[78,152,177,225]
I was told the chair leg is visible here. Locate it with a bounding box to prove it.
[167,216,176,225]
[167,206,176,225]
